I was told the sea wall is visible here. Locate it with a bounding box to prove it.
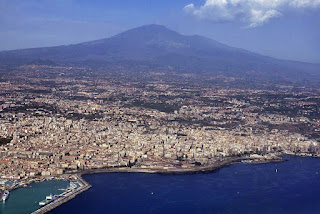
[31,175,91,214]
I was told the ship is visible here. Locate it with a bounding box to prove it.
[1,190,9,202]
[68,181,77,190]
[39,194,58,206]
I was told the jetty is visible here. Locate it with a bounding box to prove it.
[32,175,91,214]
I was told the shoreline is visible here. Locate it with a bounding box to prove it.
[75,152,319,177]
[77,156,258,175]
[19,153,319,213]
[28,155,273,213]
[76,153,287,176]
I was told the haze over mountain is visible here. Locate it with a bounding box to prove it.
[0,24,319,81]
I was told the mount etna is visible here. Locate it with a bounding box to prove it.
[0,24,319,82]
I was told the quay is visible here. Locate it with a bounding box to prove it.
[32,175,91,214]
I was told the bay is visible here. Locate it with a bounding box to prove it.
[49,156,320,214]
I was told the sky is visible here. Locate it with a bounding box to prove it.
[0,0,320,63]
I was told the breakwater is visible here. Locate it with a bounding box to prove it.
[31,175,91,214]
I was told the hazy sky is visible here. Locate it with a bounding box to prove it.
[1,0,319,63]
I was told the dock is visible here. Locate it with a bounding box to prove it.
[32,175,91,214]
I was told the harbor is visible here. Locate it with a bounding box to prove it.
[0,178,70,214]
[32,175,91,214]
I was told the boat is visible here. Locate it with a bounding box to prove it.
[1,190,9,202]
[46,194,54,200]
[39,194,58,206]
[68,181,77,190]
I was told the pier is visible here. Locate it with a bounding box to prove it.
[32,175,91,214]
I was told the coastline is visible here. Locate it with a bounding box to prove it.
[27,155,271,213]
[24,153,319,213]
[76,153,286,176]
[78,156,258,175]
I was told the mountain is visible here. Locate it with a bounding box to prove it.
[0,24,319,80]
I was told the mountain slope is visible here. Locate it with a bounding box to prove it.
[0,24,319,80]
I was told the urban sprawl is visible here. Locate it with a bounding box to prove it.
[1,65,320,182]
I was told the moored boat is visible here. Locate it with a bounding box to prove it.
[39,194,58,206]
[1,190,9,202]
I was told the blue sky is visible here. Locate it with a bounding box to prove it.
[0,0,319,63]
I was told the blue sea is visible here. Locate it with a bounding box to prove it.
[48,155,320,214]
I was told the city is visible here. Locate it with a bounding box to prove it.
[0,64,319,182]
[1,1,320,211]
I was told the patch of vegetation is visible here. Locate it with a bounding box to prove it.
[65,112,103,120]
[0,137,12,146]
[2,104,59,114]
[17,89,52,94]
[129,101,180,113]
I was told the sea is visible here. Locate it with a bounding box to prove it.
[2,155,320,214]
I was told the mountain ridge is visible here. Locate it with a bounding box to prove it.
[0,24,319,81]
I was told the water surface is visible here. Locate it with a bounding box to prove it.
[0,180,69,214]
[50,156,320,214]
